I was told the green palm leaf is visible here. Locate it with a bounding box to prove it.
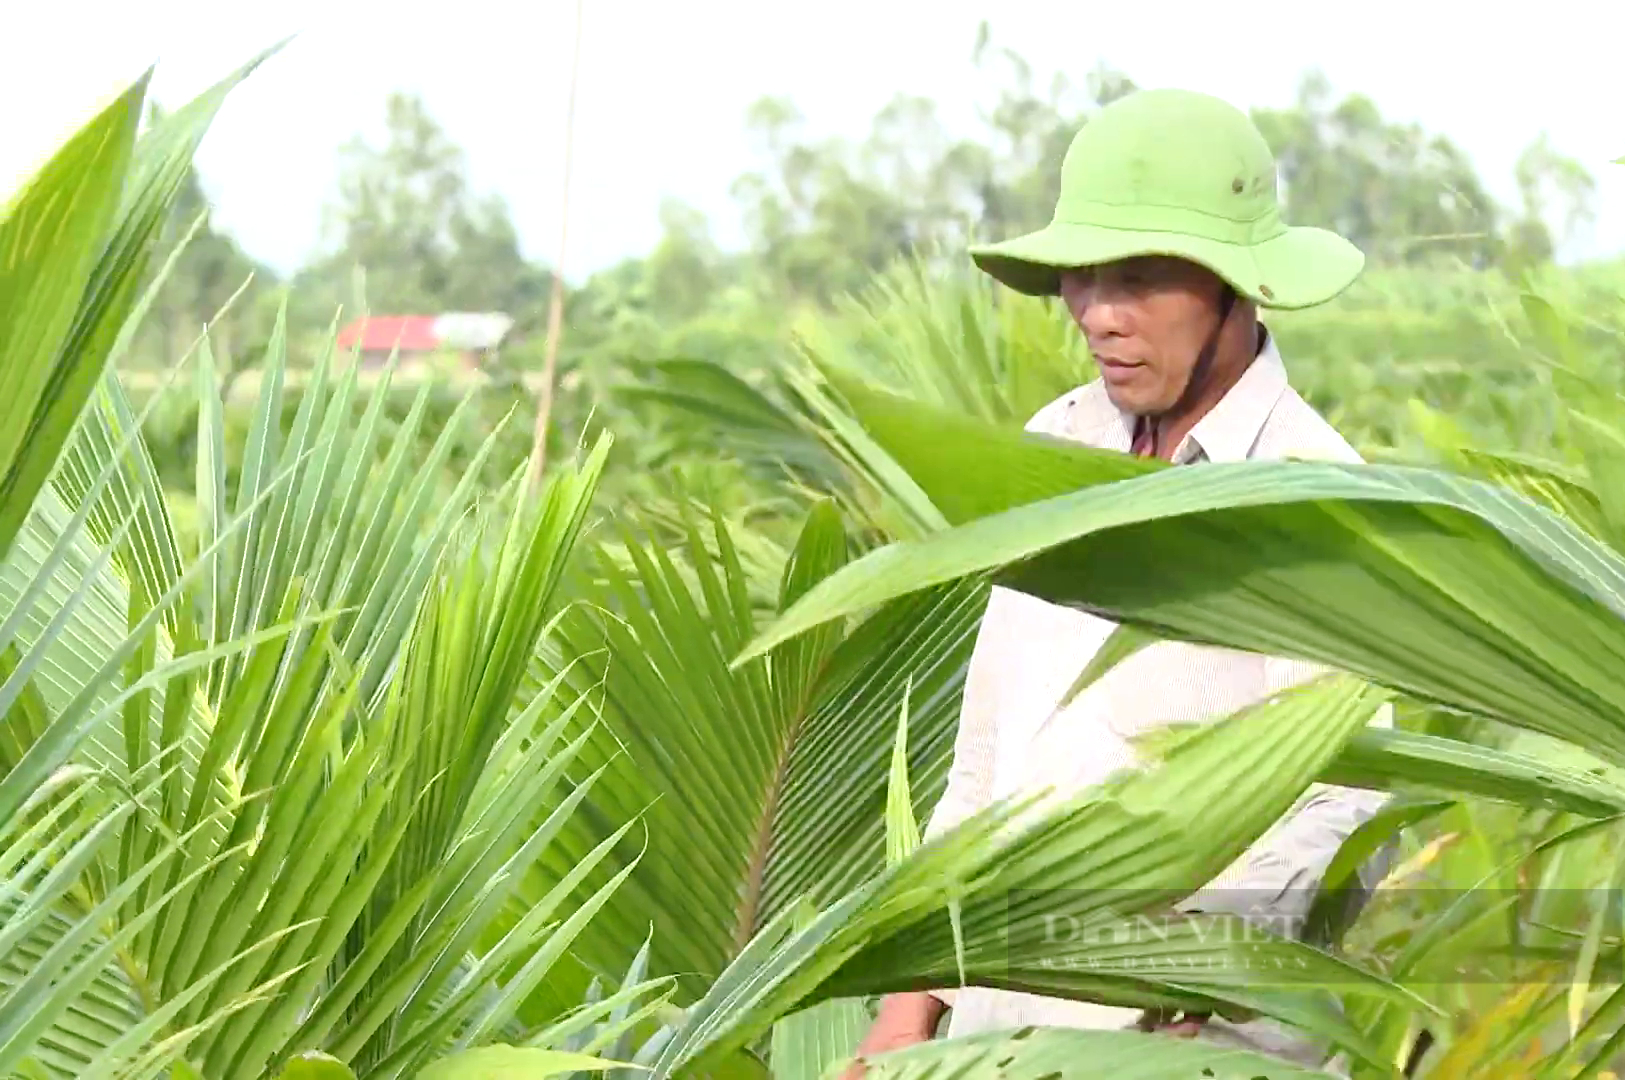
[0,44,286,819]
[1128,720,1625,819]
[649,675,1421,1077]
[418,1045,634,1079]
[790,256,1086,426]
[743,373,1625,769]
[0,62,666,1073]
[767,999,870,1080]
[517,497,985,1016]
[853,1026,1339,1079]
[8,430,632,1079]
[1323,727,1625,817]
[618,257,1090,543]
[0,72,141,565]
[1457,448,1605,538]
[614,359,842,488]
[0,39,281,570]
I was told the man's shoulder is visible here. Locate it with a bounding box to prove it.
[1023,380,1115,443]
[1253,386,1366,464]
[1019,374,1365,464]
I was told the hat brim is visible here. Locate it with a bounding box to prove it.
[969,221,1364,310]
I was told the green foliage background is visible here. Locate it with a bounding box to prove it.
[15,23,1625,1080]
[115,23,1615,515]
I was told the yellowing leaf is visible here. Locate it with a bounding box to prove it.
[1425,981,1549,1080]
[1376,832,1461,892]
[273,1051,356,1079]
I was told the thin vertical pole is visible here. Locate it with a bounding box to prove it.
[528,0,586,488]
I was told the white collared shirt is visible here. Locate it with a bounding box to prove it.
[924,329,1392,1054]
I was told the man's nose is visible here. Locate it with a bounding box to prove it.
[1079,296,1130,340]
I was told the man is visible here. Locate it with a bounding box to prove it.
[841,87,1393,1075]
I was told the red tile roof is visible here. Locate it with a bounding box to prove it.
[336,315,442,353]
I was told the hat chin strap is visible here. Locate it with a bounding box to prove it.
[1142,284,1237,458]
[1169,284,1237,420]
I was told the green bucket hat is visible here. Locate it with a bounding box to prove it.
[970,88,1364,310]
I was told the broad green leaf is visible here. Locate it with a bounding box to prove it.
[857,1026,1338,1078]
[2,42,282,578]
[650,676,1419,1077]
[518,504,981,1017]
[0,72,143,564]
[1457,446,1607,538]
[785,365,947,539]
[1409,392,1608,536]
[1324,728,1625,817]
[807,366,1155,527]
[1560,400,1625,551]
[1520,290,1580,370]
[416,1045,635,1079]
[34,39,281,582]
[742,373,1625,770]
[623,258,1086,540]
[1313,796,1454,900]
[767,998,870,1080]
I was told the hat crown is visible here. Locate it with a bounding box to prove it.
[965,86,1365,309]
[1054,88,1284,235]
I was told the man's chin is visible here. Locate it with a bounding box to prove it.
[1102,386,1172,416]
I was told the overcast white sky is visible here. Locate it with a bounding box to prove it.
[6,1,1623,283]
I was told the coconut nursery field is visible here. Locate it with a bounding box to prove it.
[10,41,1625,1080]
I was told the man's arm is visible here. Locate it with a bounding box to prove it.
[916,588,1007,843]
[838,993,946,1079]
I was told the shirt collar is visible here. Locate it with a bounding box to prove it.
[1114,325,1291,464]
[1179,326,1291,463]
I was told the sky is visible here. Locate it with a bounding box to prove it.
[6,1,1623,284]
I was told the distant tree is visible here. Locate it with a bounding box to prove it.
[967,23,1124,239]
[303,92,553,332]
[131,104,280,371]
[723,25,1136,304]
[643,198,730,321]
[1251,71,1507,268]
[513,30,1595,343]
[729,95,895,301]
[1503,132,1597,271]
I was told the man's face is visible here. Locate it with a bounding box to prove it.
[1059,256,1229,415]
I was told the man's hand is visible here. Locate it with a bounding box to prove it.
[838,992,945,1079]
[1136,1007,1210,1039]
[1156,1016,1208,1039]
